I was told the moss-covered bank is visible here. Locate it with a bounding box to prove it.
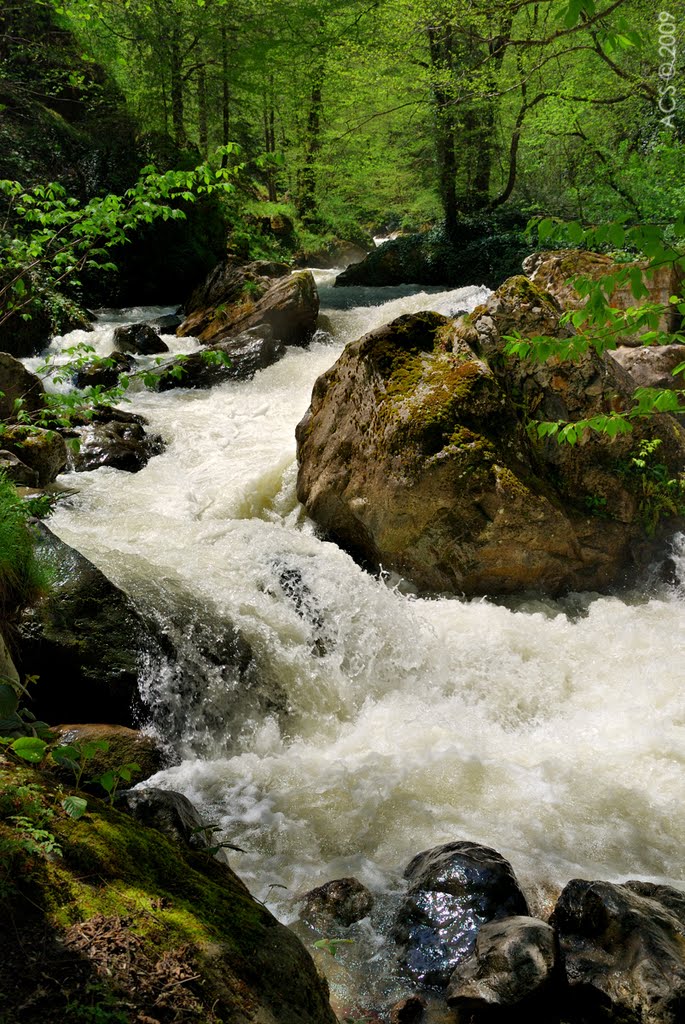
[0,759,336,1024]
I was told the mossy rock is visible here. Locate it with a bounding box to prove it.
[296,286,685,596]
[0,759,336,1024]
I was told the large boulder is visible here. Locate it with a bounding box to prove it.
[178,258,319,347]
[610,343,685,398]
[334,221,531,290]
[0,759,337,1024]
[391,841,529,988]
[16,525,163,726]
[296,277,685,596]
[53,723,166,785]
[523,250,683,340]
[551,878,685,1024]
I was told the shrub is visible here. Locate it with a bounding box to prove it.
[0,472,50,623]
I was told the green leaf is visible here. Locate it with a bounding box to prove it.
[62,795,88,819]
[11,736,48,763]
[0,683,18,719]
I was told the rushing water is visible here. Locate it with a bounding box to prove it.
[40,271,685,1008]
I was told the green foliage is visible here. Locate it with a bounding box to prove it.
[619,439,685,535]
[312,937,355,958]
[52,737,109,788]
[0,150,240,331]
[91,762,141,804]
[0,472,51,622]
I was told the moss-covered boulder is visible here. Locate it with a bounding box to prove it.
[296,278,685,596]
[0,759,337,1024]
[179,259,319,348]
[0,425,67,486]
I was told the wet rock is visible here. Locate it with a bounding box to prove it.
[0,425,67,485]
[117,788,219,854]
[300,877,374,928]
[296,279,685,597]
[390,995,426,1024]
[149,325,286,390]
[392,841,529,988]
[179,258,319,347]
[147,311,184,332]
[551,878,685,1024]
[0,449,39,486]
[53,723,166,785]
[67,409,164,472]
[523,249,683,340]
[17,524,163,726]
[0,352,45,420]
[113,322,169,355]
[446,915,560,1017]
[73,350,136,389]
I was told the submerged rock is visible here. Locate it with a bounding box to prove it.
[179,258,319,347]
[392,841,529,988]
[446,915,560,1016]
[551,878,685,1024]
[300,877,374,928]
[296,277,685,596]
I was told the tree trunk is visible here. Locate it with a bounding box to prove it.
[297,67,324,219]
[170,30,186,148]
[198,63,208,156]
[427,23,459,240]
[220,23,230,167]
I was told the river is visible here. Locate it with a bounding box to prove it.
[37,269,685,1010]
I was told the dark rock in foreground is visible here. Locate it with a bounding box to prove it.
[551,878,685,1024]
[65,408,164,472]
[446,915,560,1016]
[17,524,161,726]
[392,841,529,988]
